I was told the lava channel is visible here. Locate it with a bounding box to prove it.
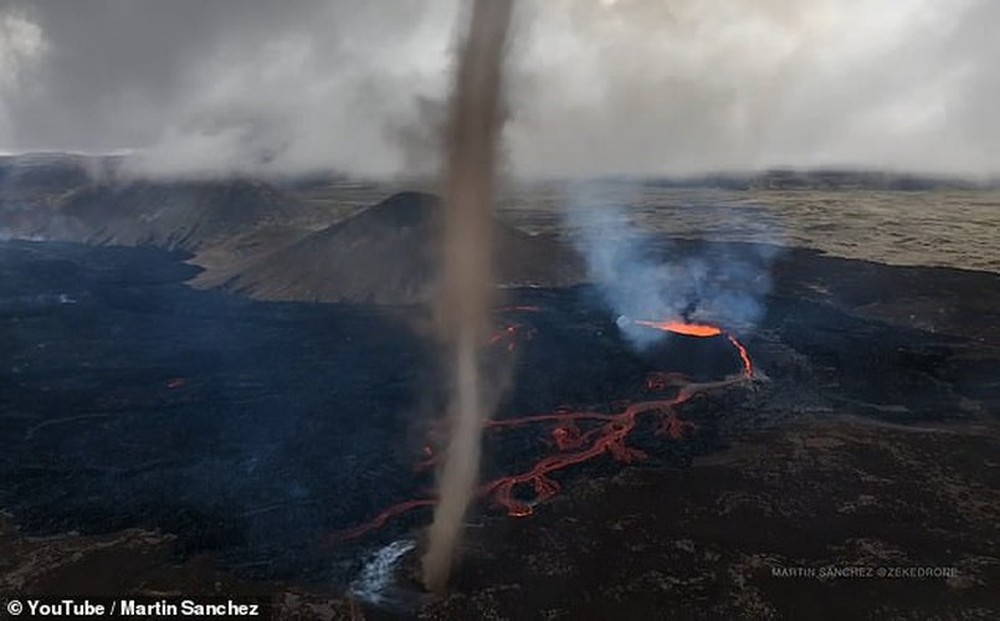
[326,316,754,544]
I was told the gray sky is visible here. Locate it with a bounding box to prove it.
[1,0,997,178]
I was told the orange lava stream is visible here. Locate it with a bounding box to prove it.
[326,316,754,543]
[634,318,754,378]
[480,393,702,518]
[326,499,437,543]
[728,334,754,378]
[634,320,723,338]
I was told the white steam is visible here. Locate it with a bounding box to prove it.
[565,182,780,348]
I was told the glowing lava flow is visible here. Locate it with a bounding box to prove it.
[634,319,722,338]
[330,499,437,542]
[728,334,754,378]
[630,317,754,378]
[481,392,700,518]
[488,323,537,353]
[326,316,754,544]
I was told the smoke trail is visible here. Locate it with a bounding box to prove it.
[421,0,514,593]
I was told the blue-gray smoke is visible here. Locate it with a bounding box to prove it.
[564,181,780,349]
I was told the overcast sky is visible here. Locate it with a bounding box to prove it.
[0,0,997,178]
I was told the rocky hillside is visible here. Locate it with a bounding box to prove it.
[212,191,585,304]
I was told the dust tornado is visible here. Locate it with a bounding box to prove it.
[421,0,515,592]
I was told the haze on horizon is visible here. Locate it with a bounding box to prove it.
[0,0,997,179]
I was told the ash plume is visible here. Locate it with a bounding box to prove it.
[421,0,514,593]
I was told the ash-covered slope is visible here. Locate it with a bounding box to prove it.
[0,153,119,238]
[0,152,114,197]
[10,178,302,250]
[217,191,584,304]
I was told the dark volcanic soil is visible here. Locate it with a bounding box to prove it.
[1,238,998,619]
[424,418,1000,619]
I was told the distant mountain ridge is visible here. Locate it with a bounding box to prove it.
[0,152,121,197]
[2,177,304,252]
[1,151,995,307]
[0,154,585,303]
[0,152,326,251]
[3,152,997,193]
[55,179,301,250]
[642,169,1000,191]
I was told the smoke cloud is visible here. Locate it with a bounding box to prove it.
[0,10,47,146]
[565,181,779,348]
[1,0,998,177]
